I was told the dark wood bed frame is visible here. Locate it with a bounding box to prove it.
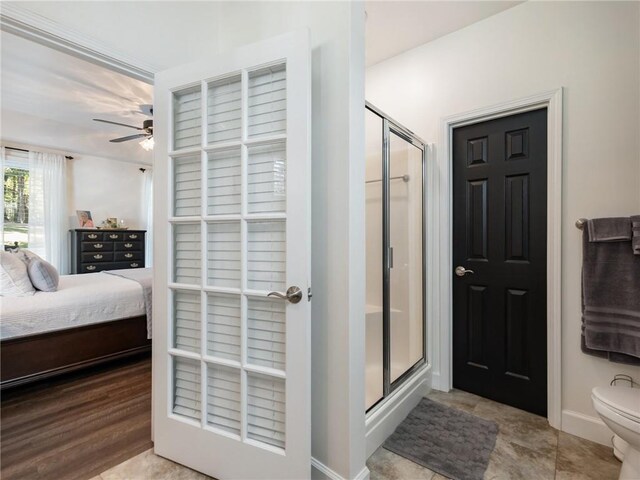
[1,315,151,390]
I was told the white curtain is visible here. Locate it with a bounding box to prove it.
[0,147,5,244]
[143,168,153,266]
[28,151,68,273]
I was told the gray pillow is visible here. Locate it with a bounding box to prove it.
[27,258,59,292]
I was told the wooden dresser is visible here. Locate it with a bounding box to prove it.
[70,229,147,274]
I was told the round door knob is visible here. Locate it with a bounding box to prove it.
[455,266,475,277]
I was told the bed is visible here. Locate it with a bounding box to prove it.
[1,268,152,389]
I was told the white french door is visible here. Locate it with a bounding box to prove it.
[152,30,311,479]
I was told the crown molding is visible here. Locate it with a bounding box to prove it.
[0,3,157,83]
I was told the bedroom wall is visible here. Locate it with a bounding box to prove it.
[366,0,640,445]
[67,154,148,230]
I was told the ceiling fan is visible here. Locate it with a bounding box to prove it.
[93,104,154,151]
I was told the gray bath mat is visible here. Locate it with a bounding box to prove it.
[383,398,498,480]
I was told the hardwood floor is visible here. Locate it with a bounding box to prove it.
[1,355,152,480]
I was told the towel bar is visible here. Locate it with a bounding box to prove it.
[576,218,587,229]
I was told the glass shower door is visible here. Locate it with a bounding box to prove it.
[365,103,426,412]
[389,130,424,384]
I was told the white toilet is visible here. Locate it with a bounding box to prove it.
[592,386,640,479]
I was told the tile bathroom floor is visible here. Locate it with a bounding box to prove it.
[90,389,621,480]
[369,389,621,480]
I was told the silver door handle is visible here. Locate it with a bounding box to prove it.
[268,286,303,304]
[455,266,475,277]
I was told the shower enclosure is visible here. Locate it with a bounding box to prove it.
[365,102,426,412]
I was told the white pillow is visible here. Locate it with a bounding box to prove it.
[0,251,35,296]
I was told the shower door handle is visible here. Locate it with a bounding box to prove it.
[268,286,303,304]
[455,266,475,277]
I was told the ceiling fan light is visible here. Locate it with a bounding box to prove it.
[140,136,155,151]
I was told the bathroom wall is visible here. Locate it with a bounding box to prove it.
[366,0,640,443]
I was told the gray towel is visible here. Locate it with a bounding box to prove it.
[587,217,631,242]
[581,229,640,364]
[632,215,640,255]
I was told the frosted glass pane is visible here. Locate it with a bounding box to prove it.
[389,131,423,383]
[248,64,286,138]
[174,155,201,217]
[174,223,201,285]
[207,293,241,361]
[247,373,285,450]
[247,221,285,292]
[207,364,241,435]
[173,357,201,421]
[174,87,201,150]
[207,76,241,144]
[173,290,201,353]
[207,222,241,288]
[207,148,241,215]
[248,142,286,214]
[247,297,286,371]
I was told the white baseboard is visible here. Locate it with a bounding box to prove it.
[311,458,370,480]
[561,409,614,447]
[354,465,370,480]
[365,364,431,458]
[429,371,449,392]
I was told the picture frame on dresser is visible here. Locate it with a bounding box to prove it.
[70,229,147,274]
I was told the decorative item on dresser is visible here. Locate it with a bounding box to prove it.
[70,229,146,274]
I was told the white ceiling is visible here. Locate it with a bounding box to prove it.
[0,1,522,165]
[4,1,222,71]
[365,1,523,66]
[1,31,153,164]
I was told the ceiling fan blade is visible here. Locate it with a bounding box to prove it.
[110,134,149,143]
[94,118,143,130]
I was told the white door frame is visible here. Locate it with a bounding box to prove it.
[432,88,563,429]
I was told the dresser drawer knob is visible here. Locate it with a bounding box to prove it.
[125,253,133,258]
[86,265,96,271]
[131,263,139,268]
[94,254,103,259]
[109,234,118,239]
[94,243,103,249]
[130,234,138,239]
[88,234,98,239]
[125,243,133,248]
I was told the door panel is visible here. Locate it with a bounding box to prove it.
[452,108,547,416]
[153,30,310,479]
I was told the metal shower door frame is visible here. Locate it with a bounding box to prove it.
[365,101,428,411]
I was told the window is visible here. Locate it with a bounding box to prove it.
[3,149,29,248]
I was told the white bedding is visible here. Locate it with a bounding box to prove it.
[0,270,148,340]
